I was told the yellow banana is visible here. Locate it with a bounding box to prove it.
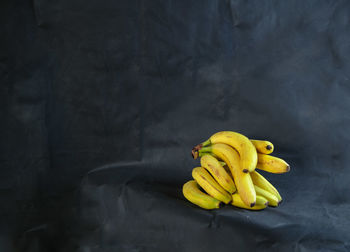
[250,140,274,154]
[200,140,273,155]
[183,180,222,209]
[257,154,290,174]
[199,143,256,207]
[198,152,217,158]
[200,154,236,194]
[254,185,279,207]
[192,167,232,204]
[256,195,269,206]
[198,151,233,181]
[199,131,257,173]
[198,152,227,166]
[250,171,282,202]
[231,193,267,210]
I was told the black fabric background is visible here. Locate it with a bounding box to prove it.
[2,0,350,251]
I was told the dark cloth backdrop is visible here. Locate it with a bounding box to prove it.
[1,0,350,251]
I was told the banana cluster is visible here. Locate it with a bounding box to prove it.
[183,131,289,210]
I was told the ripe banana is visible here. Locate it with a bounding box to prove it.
[198,152,232,179]
[250,170,282,202]
[256,195,269,206]
[199,152,227,167]
[254,185,279,207]
[199,131,257,173]
[250,140,274,154]
[199,143,256,207]
[192,167,232,204]
[200,139,273,155]
[257,154,290,174]
[200,154,236,194]
[183,180,222,209]
[231,193,267,210]
[198,151,219,160]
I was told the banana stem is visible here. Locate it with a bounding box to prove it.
[192,140,211,160]
[201,139,211,147]
[191,149,199,159]
[199,146,213,153]
[198,152,223,163]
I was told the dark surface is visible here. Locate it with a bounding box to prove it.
[2,0,350,251]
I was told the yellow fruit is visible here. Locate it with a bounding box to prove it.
[183,180,222,210]
[192,167,232,204]
[199,143,256,207]
[257,154,290,174]
[200,131,257,173]
[255,195,269,206]
[254,185,279,207]
[231,193,267,210]
[200,154,236,194]
[250,140,274,154]
[250,171,282,202]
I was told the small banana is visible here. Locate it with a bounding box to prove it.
[231,193,267,210]
[257,154,290,174]
[200,154,236,194]
[183,180,222,209]
[199,143,256,207]
[250,170,282,202]
[250,140,274,154]
[199,152,226,166]
[196,131,257,173]
[256,195,269,206]
[192,167,232,204]
[199,152,215,158]
[254,185,279,207]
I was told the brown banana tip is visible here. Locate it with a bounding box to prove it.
[192,143,203,151]
[265,201,269,206]
[250,202,256,207]
[191,149,199,159]
[278,200,283,206]
[218,202,224,208]
[243,169,249,173]
[266,145,272,150]
[286,165,290,172]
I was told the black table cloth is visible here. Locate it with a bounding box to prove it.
[1,0,350,251]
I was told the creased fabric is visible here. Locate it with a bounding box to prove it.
[1,0,350,251]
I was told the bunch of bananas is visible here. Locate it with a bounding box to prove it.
[183,131,290,210]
